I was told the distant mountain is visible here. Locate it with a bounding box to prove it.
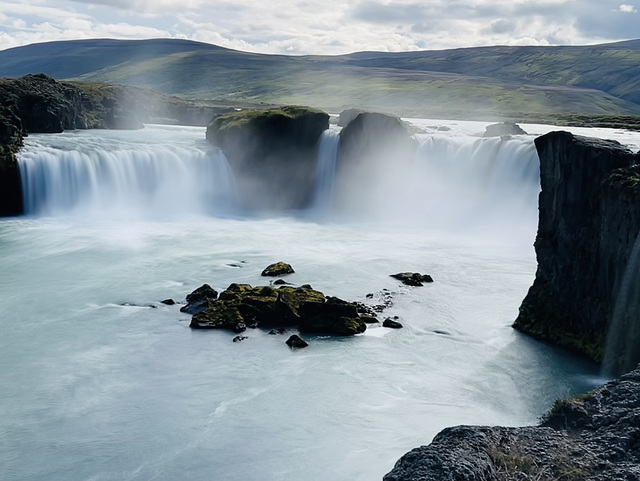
[1,38,640,119]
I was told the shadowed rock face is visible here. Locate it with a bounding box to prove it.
[206,106,330,211]
[334,112,417,214]
[0,107,23,216]
[384,367,640,481]
[513,131,640,368]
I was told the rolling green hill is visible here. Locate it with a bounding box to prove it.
[1,38,640,121]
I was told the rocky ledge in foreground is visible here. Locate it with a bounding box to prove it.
[385,366,640,481]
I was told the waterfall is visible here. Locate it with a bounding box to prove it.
[17,128,236,219]
[404,134,540,231]
[311,128,340,211]
[603,232,640,376]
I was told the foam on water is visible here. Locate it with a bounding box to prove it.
[3,121,636,480]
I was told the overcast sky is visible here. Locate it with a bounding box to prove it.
[0,0,638,55]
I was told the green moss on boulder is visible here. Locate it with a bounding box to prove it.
[189,282,367,337]
[206,106,329,211]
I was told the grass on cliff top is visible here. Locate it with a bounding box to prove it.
[209,105,327,132]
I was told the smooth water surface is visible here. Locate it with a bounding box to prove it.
[0,122,620,480]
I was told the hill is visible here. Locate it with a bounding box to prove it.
[1,38,640,120]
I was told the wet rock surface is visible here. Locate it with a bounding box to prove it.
[261,262,295,277]
[483,122,527,137]
[385,367,640,481]
[188,283,368,337]
[390,272,434,287]
[205,106,329,211]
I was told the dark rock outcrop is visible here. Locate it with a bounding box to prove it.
[180,283,219,315]
[383,318,403,329]
[390,272,434,287]
[0,106,24,216]
[285,334,309,349]
[513,131,640,370]
[298,296,367,336]
[188,283,368,337]
[261,262,295,277]
[483,122,527,137]
[334,111,417,213]
[384,366,640,481]
[206,106,330,210]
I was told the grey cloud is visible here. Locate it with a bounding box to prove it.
[485,18,514,35]
[69,0,131,8]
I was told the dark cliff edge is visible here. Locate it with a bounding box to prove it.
[385,131,640,480]
[384,367,640,481]
[0,74,225,217]
[513,131,640,369]
[206,106,330,211]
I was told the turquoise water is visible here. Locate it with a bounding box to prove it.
[0,124,604,480]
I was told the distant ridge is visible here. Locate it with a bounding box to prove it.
[1,38,640,119]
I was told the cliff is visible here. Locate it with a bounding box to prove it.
[206,106,329,210]
[513,131,640,371]
[384,366,640,481]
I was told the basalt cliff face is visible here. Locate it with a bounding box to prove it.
[513,131,640,371]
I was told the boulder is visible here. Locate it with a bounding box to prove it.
[298,297,367,336]
[383,318,403,329]
[187,282,369,336]
[206,106,330,210]
[285,334,309,349]
[180,283,219,315]
[513,131,640,370]
[337,108,366,127]
[334,111,417,214]
[391,272,434,287]
[261,262,295,277]
[483,122,527,137]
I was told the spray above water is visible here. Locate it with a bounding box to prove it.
[603,231,640,376]
[16,123,540,241]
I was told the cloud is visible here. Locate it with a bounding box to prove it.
[0,0,638,55]
[618,4,637,12]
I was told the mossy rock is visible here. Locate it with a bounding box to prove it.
[190,301,246,332]
[299,297,367,336]
[261,262,295,277]
[207,105,329,149]
[276,285,326,325]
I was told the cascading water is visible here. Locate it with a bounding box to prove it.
[603,231,640,375]
[18,125,236,219]
[377,133,542,236]
[311,127,340,211]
